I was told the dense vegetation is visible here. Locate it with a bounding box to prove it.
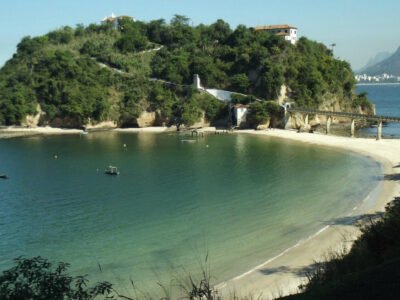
[0,257,114,299]
[0,15,366,127]
[149,18,356,108]
[283,197,400,300]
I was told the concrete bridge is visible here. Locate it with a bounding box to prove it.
[286,107,400,140]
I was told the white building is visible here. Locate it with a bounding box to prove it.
[254,24,298,45]
[234,104,249,127]
[101,13,134,29]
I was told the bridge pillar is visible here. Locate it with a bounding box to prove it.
[350,119,355,138]
[326,116,332,135]
[377,121,383,140]
[304,114,309,125]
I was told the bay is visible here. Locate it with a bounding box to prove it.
[0,132,380,296]
[356,84,400,138]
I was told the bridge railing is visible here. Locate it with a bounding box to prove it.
[287,108,400,123]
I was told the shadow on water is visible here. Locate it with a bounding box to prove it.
[257,192,400,280]
[257,209,386,278]
[259,265,316,277]
[322,213,384,227]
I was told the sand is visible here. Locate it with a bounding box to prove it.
[113,127,171,133]
[0,126,172,138]
[2,125,399,298]
[216,129,400,299]
[0,126,84,138]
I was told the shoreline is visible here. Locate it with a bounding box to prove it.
[0,126,172,139]
[216,129,400,299]
[1,126,399,298]
[0,126,84,138]
[0,126,220,138]
[356,82,400,86]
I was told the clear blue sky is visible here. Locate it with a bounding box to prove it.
[1,0,399,70]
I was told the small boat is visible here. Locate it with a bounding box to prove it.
[105,166,120,175]
[0,174,8,179]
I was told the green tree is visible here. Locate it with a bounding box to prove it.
[115,27,148,53]
[247,101,281,128]
[247,101,269,127]
[230,73,251,93]
[0,257,113,300]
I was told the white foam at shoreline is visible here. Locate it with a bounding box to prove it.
[217,129,399,297]
[216,137,383,289]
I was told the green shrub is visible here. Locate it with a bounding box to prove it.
[0,257,113,300]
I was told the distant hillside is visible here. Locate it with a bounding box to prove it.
[0,16,369,128]
[362,47,400,75]
[357,51,392,73]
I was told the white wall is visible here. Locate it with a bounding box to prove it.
[234,107,248,126]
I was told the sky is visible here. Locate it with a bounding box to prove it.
[1,0,400,70]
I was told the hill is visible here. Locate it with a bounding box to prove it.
[0,16,370,128]
[361,47,400,76]
[357,51,392,73]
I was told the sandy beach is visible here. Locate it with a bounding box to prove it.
[217,129,400,299]
[0,126,173,138]
[113,127,170,133]
[1,125,399,298]
[0,126,84,138]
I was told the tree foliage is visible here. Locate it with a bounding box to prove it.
[0,16,364,127]
[292,198,400,300]
[0,257,114,300]
[246,101,282,128]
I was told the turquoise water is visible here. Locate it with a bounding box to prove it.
[0,132,380,296]
[356,84,400,137]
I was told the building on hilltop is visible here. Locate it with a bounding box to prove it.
[254,24,298,45]
[101,13,135,29]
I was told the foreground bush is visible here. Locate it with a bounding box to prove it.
[0,257,114,300]
[283,197,400,300]
[0,256,218,300]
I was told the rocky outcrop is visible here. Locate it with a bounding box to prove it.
[190,111,210,128]
[277,85,289,105]
[22,104,44,127]
[84,120,118,131]
[256,123,270,130]
[136,111,156,128]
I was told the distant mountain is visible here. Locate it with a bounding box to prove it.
[361,47,400,75]
[357,51,392,73]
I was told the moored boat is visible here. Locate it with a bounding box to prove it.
[105,166,120,175]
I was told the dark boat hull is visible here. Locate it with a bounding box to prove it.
[105,171,119,175]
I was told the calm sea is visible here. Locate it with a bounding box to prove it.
[356,84,400,137]
[0,132,380,296]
